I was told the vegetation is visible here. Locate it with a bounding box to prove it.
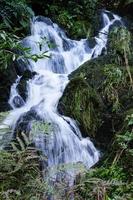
[0,0,34,34]
[0,0,133,200]
[73,112,133,200]
[108,27,133,88]
[58,76,102,137]
[28,0,100,39]
[0,116,55,200]
[0,30,23,70]
[59,25,133,199]
[0,112,44,199]
[0,149,46,200]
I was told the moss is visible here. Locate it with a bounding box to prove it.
[69,54,114,88]
[73,111,133,200]
[58,76,103,137]
[59,52,133,149]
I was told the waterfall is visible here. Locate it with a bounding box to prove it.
[2,11,121,186]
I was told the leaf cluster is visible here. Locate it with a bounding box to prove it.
[0,0,34,33]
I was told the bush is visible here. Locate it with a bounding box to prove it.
[0,0,34,34]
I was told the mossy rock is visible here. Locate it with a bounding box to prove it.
[58,53,133,149]
[70,54,133,111]
[58,76,104,138]
[69,55,112,88]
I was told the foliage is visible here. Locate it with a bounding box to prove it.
[72,111,133,200]
[0,112,11,149]
[31,121,51,136]
[113,113,133,172]
[0,30,51,70]
[0,121,51,200]
[0,0,34,33]
[0,0,133,199]
[108,27,131,57]
[102,64,127,112]
[43,0,99,38]
[0,122,87,200]
[58,76,102,137]
[108,26,133,89]
[125,0,133,5]
[0,0,34,70]
[99,0,133,10]
[0,149,48,200]
[73,165,133,200]
[0,30,20,70]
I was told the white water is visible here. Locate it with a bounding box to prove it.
[2,12,121,185]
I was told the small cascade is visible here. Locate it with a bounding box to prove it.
[3,11,122,188]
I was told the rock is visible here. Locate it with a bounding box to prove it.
[85,38,96,49]
[58,76,104,138]
[17,70,37,101]
[12,106,42,150]
[12,95,25,108]
[34,16,53,26]
[14,58,30,76]
[0,63,17,112]
[58,53,133,150]
[14,103,43,136]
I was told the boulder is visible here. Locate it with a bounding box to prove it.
[58,54,133,150]
[58,76,104,138]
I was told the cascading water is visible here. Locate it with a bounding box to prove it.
[2,11,122,189]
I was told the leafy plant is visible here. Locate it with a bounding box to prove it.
[0,124,49,199]
[113,113,133,167]
[31,121,52,136]
[0,149,48,200]
[102,64,126,112]
[0,30,51,70]
[0,0,34,32]
[108,27,133,88]
[43,0,99,38]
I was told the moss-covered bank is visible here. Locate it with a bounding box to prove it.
[58,27,133,150]
[58,24,133,200]
[58,55,133,149]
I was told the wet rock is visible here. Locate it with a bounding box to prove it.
[58,76,104,138]
[86,38,96,49]
[0,63,17,112]
[12,95,25,108]
[17,70,37,101]
[58,53,133,150]
[34,16,53,26]
[14,58,30,76]
[13,107,41,141]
